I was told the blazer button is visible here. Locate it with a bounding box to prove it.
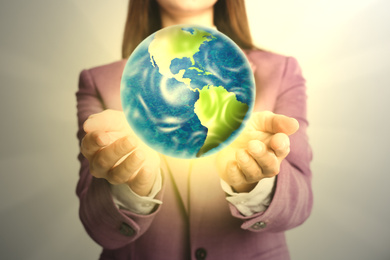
[195,248,207,260]
[119,222,135,236]
[251,221,267,230]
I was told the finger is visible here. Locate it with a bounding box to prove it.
[225,161,246,187]
[107,149,145,184]
[246,139,266,158]
[269,133,290,158]
[128,166,158,196]
[83,109,128,133]
[80,130,110,160]
[247,140,280,177]
[251,111,299,135]
[91,135,138,178]
[234,129,268,146]
[236,149,262,183]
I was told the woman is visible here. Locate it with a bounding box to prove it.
[76,0,313,259]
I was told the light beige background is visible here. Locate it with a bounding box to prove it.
[0,0,389,259]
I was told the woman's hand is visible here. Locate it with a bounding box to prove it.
[80,109,160,196]
[217,111,299,193]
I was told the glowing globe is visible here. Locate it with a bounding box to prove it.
[121,24,255,159]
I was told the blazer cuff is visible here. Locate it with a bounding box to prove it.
[110,170,163,215]
[221,176,276,217]
[79,175,163,249]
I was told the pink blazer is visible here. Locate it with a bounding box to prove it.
[76,50,313,260]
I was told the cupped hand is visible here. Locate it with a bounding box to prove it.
[80,109,160,196]
[217,111,299,193]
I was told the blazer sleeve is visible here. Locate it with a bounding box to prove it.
[229,56,313,232]
[75,69,164,249]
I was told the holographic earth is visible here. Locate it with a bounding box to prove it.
[121,25,255,159]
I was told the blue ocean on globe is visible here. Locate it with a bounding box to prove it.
[121,24,255,159]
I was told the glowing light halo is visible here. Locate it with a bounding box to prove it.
[121,24,255,158]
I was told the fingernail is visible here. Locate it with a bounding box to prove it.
[276,142,288,155]
[238,150,249,163]
[249,141,262,154]
[83,120,91,132]
[228,162,238,172]
[97,134,109,146]
[142,166,153,175]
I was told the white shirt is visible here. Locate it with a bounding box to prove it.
[111,170,275,217]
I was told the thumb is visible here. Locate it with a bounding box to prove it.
[84,109,129,133]
[250,111,299,135]
[128,166,158,196]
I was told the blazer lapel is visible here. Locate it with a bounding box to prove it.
[161,155,193,215]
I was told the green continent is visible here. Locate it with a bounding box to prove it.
[194,85,249,157]
[148,27,215,87]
